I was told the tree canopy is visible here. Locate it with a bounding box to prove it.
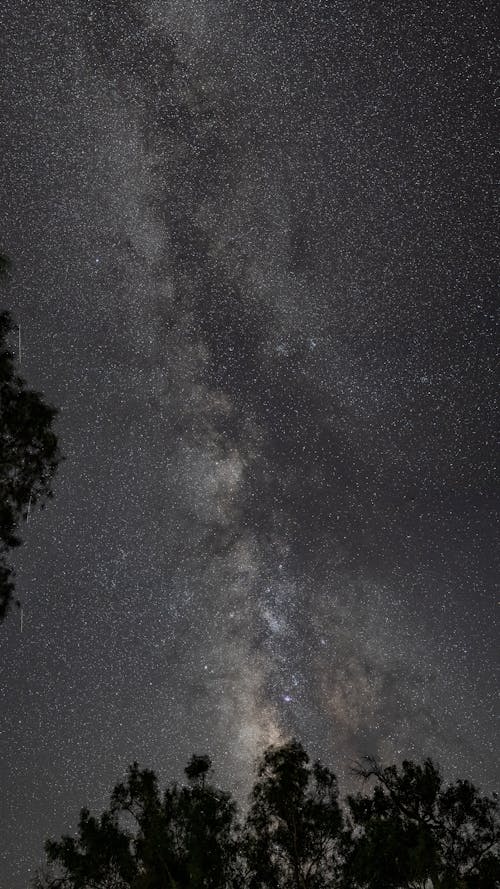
[243,738,344,888]
[0,253,62,620]
[35,740,499,889]
[344,756,500,889]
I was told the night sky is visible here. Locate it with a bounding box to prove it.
[0,2,498,886]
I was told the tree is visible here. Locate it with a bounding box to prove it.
[38,758,242,889]
[344,756,500,889]
[0,253,61,619]
[242,738,345,888]
[35,745,499,889]
[40,807,137,889]
[174,756,242,888]
[184,754,212,788]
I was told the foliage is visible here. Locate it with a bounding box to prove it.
[243,739,344,888]
[39,759,242,889]
[41,807,136,889]
[0,253,61,619]
[36,744,499,889]
[344,756,500,888]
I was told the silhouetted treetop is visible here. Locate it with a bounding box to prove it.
[345,756,500,888]
[185,753,212,786]
[35,742,499,889]
[0,253,62,620]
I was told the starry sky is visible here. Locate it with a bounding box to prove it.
[0,1,498,886]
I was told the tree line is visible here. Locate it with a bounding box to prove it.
[35,739,499,889]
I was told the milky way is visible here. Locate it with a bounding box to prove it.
[0,2,497,886]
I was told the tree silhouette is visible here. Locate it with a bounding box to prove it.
[184,754,212,788]
[243,738,344,888]
[0,253,61,620]
[344,756,500,888]
[39,759,241,888]
[41,807,136,889]
[175,756,241,888]
[35,744,499,889]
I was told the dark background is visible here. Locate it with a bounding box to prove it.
[0,2,497,886]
